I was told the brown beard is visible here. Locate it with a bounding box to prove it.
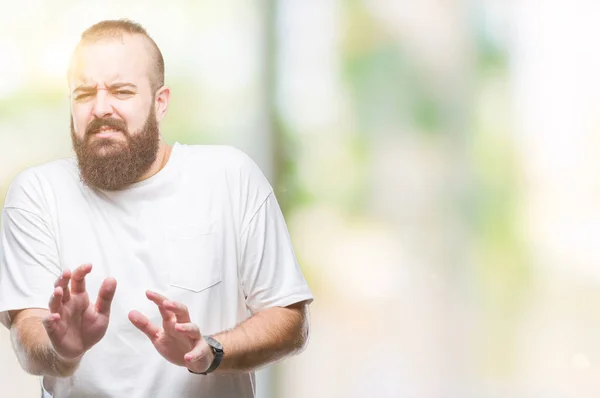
[71,105,160,191]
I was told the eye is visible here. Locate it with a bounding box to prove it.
[114,90,135,98]
[74,93,93,102]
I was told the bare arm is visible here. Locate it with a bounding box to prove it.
[9,308,80,377]
[129,292,310,374]
[213,301,310,373]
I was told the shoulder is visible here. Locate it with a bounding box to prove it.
[179,144,270,183]
[181,144,258,170]
[177,144,274,207]
[4,158,79,209]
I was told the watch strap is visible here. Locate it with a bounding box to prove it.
[188,336,224,375]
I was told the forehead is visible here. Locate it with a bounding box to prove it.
[69,34,151,90]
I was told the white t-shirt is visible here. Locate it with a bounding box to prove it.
[0,143,313,398]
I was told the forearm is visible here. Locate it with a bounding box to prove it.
[213,302,309,373]
[11,316,80,377]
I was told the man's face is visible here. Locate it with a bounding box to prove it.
[69,34,161,190]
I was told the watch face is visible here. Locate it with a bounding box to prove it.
[205,336,224,351]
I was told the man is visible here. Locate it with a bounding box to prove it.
[0,19,313,398]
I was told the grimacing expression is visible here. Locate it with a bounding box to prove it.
[70,107,160,191]
[68,34,163,190]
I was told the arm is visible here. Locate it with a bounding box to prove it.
[206,161,312,372]
[9,308,81,377]
[0,182,115,377]
[212,301,310,373]
[7,265,117,377]
[128,153,313,373]
[129,292,310,374]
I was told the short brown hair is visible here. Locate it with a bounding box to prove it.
[75,19,165,91]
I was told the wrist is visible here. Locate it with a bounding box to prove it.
[49,348,83,377]
[187,350,215,374]
[187,336,223,375]
[52,347,84,365]
[58,353,83,365]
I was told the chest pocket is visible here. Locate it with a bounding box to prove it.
[164,224,222,292]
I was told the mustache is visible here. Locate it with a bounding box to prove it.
[85,118,128,137]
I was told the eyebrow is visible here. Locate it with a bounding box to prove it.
[73,82,138,93]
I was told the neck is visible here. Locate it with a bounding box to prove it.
[137,139,172,183]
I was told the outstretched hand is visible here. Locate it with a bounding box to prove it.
[128,291,214,373]
[43,264,117,361]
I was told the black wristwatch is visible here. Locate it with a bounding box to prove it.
[188,336,224,375]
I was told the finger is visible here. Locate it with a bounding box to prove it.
[42,313,61,335]
[128,310,160,342]
[163,300,191,323]
[48,287,64,314]
[146,291,175,324]
[184,340,211,363]
[175,322,202,340]
[95,277,117,316]
[71,264,92,294]
[54,270,72,303]
[145,290,168,306]
[53,269,70,287]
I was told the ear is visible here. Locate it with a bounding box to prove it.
[154,86,171,122]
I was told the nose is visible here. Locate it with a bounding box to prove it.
[91,89,113,119]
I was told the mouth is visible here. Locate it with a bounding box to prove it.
[93,126,122,139]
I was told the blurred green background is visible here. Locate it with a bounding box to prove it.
[3,1,600,397]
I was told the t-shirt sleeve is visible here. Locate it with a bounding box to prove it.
[238,192,313,313]
[0,179,61,328]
